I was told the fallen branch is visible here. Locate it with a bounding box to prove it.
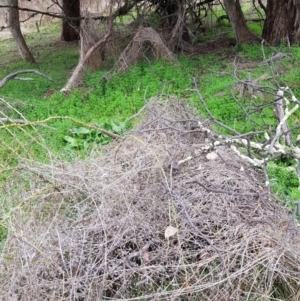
[0,115,119,139]
[187,76,300,185]
[270,87,297,152]
[0,117,55,129]
[0,117,28,124]
[0,70,54,88]
[262,52,292,64]
[60,32,111,93]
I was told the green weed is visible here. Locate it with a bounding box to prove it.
[1,21,300,209]
[267,162,300,207]
[247,22,263,36]
[64,120,126,151]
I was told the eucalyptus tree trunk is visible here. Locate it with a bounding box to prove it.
[262,0,300,46]
[223,0,260,45]
[61,0,80,41]
[8,0,35,63]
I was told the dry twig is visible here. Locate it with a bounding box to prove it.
[1,96,299,300]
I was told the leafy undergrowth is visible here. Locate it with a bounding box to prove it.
[1,14,300,301]
[1,23,300,212]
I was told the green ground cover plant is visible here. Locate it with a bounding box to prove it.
[1,18,300,219]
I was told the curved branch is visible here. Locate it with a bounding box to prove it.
[0,70,54,88]
[60,32,111,92]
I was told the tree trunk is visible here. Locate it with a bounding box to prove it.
[61,0,80,41]
[223,0,260,45]
[8,0,35,63]
[262,0,300,46]
[155,0,191,50]
[61,32,111,92]
[80,19,103,71]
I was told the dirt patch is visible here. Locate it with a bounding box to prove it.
[191,35,237,56]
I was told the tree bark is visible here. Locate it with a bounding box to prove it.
[262,0,300,46]
[61,31,111,92]
[61,0,80,41]
[8,0,35,63]
[154,0,191,50]
[223,0,260,45]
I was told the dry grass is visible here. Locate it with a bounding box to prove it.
[1,96,300,300]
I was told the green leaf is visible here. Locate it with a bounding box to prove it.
[99,135,111,145]
[83,140,89,151]
[97,122,110,130]
[110,120,126,134]
[63,136,80,148]
[70,127,91,135]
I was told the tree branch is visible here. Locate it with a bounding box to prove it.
[0,2,140,23]
[59,1,116,92]
[0,70,54,88]
[60,32,111,93]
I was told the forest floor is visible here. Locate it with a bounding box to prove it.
[0,20,299,203]
[1,19,300,300]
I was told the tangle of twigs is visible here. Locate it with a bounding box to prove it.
[0,96,300,300]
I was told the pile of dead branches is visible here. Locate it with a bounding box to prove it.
[1,96,300,300]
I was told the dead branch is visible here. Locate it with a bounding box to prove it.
[0,0,142,22]
[1,97,299,300]
[0,115,119,138]
[0,117,30,124]
[188,68,300,184]
[60,31,111,92]
[187,78,239,135]
[0,117,55,129]
[0,70,54,88]
[262,52,292,64]
[273,88,291,146]
[0,5,103,21]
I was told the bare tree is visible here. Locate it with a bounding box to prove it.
[8,0,35,62]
